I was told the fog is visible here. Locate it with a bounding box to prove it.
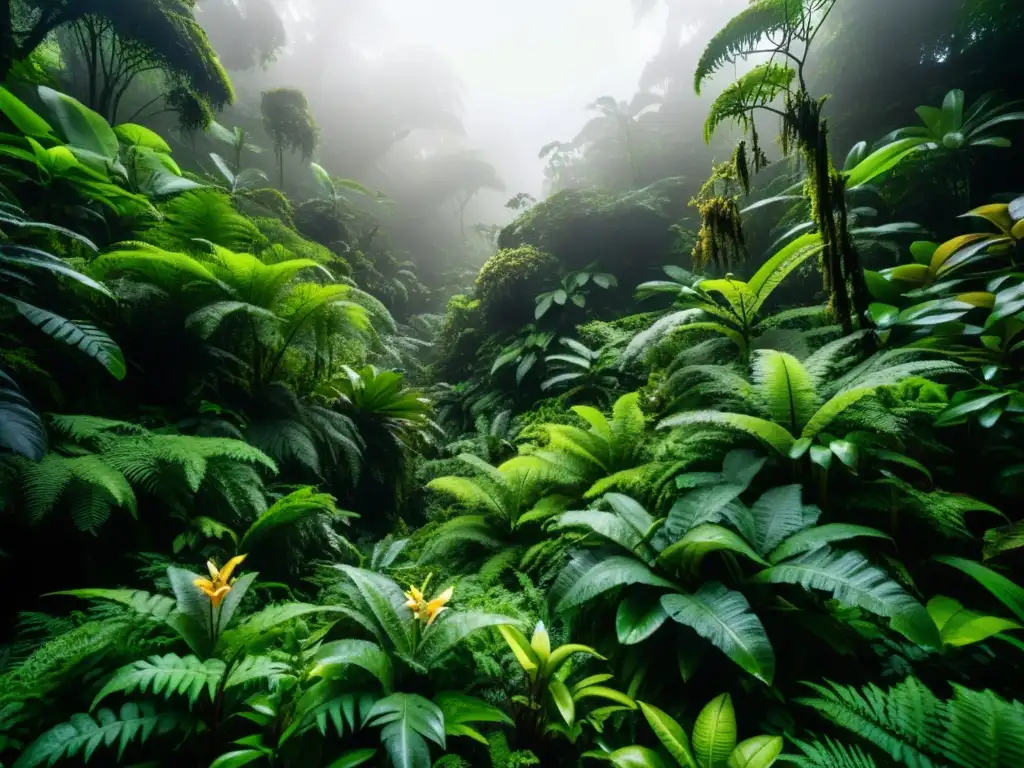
[369,0,667,202]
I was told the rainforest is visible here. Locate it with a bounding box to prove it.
[1,1,1023,766]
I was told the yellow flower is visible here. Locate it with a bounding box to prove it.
[403,585,424,611]
[424,586,453,626]
[403,580,453,625]
[193,554,247,608]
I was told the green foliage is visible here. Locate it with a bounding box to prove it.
[476,246,558,328]
[797,677,1024,768]
[13,702,182,768]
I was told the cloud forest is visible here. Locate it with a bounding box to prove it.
[1,1,1023,766]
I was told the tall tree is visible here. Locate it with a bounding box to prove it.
[260,87,318,189]
[7,1,233,128]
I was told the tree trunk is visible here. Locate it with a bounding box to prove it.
[277,147,285,190]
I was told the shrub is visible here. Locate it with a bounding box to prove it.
[475,246,557,328]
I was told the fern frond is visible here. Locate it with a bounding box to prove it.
[239,486,351,552]
[14,701,182,768]
[92,654,226,708]
[946,684,1024,768]
[786,736,881,768]
[17,454,136,531]
[703,62,796,142]
[146,189,265,252]
[660,410,795,454]
[695,0,803,90]
[797,678,947,768]
[419,516,504,563]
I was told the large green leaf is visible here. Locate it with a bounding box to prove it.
[114,123,171,153]
[617,593,670,645]
[693,694,737,768]
[37,86,118,160]
[550,679,576,725]
[13,702,180,768]
[749,485,810,556]
[416,612,516,667]
[240,487,347,551]
[640,701,697,768]
[335,565,415,655]
[0,369,46,460]
[551,509,648,556]
[365,693,445,768]
[4,298,125,379]
[754,548,940,647]
[927,596,1023,647]
[326,749,378,768]
[315,639,394,692]
[845,138,930,188]
[747,233,825,308]
[752,351,820,433]
[727,736,784,768]
[0,86,55,138]
[660,411,796,455]
[935,556,1024,623]
[768,524,891,564]
[556,556,677,613]
[658,524,767,574]
[661,584,775,684]
[602,746,669,768]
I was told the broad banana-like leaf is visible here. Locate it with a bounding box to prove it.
[755,548,940,647]
[640,701,697,768]
[769,524,890,564]
[661,584,775,684]
[314,639,394,692]
[693,694,737,768]
[556,555,676,613]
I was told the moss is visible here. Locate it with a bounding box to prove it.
[434,294,487,382]
[578,312,665,349]
[475,246,557,328]
[253,216,349,273]
[497,185,684,284]
[293,199,348,251]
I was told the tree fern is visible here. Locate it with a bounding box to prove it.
[17,454,136,532]
[145,189,266,252]
[703,63,796,142]
[89,241,225,289]
[694,0,804,92]
[13,702,182,768]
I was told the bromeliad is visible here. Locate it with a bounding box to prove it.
[193,554,247,607]
[404,576,454,626]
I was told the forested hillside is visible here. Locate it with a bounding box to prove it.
[2,1,1024,767]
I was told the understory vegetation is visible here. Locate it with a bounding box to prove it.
[2,1,1024,767]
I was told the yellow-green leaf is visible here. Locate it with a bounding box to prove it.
[693,694,736,768]
[727,735,783,768]
[639,702,696,768]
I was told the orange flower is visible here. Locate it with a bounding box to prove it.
[193,554,247,608]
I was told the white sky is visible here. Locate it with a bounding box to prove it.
[371,0,668,199]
